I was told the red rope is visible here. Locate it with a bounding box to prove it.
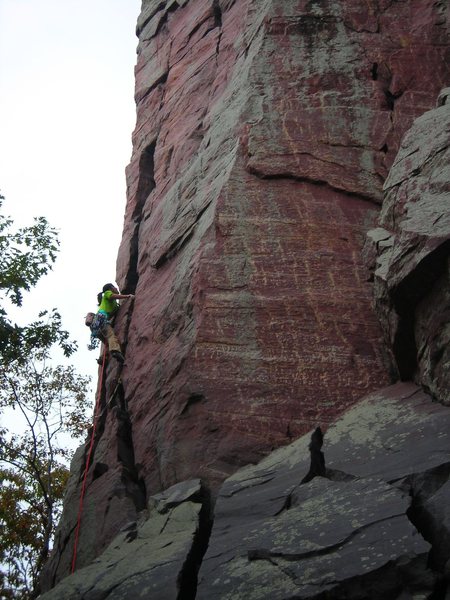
[71,349,107,574]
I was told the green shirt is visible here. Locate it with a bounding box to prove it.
[98,290,119,318]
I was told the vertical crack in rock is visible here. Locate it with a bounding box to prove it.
[371,62,378,81]
[176,485,214,600]
[278,428,358,515]
[113,383,147,512]
[126,141,156,293]
[212,0,223,60]
[384,89,403,111]
[212,0,222,28]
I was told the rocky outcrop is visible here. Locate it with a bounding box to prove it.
[115,0,449,500]
[41,0,450,591]
[41,479,209,599]
[41,383,450,599]
[365,90,450,403]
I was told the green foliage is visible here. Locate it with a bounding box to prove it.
[0,359,91,599]
[0,196,75,363]
[0,194,91,598]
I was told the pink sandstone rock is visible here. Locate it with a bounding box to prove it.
[41,0,450,587]
[116,0,448,495]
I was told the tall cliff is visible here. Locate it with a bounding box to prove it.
[41,0,450,596]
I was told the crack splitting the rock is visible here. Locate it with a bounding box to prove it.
[220,474,276,498]
[137,71,169,105]
[247,163,382,206]
[248,511,407,564]
[176,487,214,600]
[386,144,449,190]
[153,199,213,268]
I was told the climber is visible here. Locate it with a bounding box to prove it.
[85,283,134,363]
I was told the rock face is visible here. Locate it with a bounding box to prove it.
[41,479,208,600]
[40,0,450,593]
[365,88,450,403]
[41,383,450,599]
[115,0,449,498]
[196,383,449,599]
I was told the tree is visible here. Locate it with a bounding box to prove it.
[0,195,91,598]
[0,194,74,363]
[0,357,91,598]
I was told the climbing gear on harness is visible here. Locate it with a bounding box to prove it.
[111,350,125,363]
[87,312,109,350]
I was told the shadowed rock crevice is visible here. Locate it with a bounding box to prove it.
[113,385,148,513]
[383,89,403,111]
[301,426,326,484]
[180,393,206,416]
[392,240,450,381]
[212,0,222,28]
[176,485,214,600]
[247,164,382,205]
[125,141,156,293]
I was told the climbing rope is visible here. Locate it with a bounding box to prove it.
[71,349,107,574]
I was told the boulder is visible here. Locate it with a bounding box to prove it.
[366,94,450,403]
[197,383,450,599]
[40,480,207,600]
[41,384,450,599]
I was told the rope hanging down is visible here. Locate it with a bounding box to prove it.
[71,349,107,574]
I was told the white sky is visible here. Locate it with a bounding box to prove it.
[0,0,142,387]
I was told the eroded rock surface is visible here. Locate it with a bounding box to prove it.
[41,384,450,599]
[197,383,450,599]
[40,480,208,600]
[115,0,449,502]
[365,93,450,403]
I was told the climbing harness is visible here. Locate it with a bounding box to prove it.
[71,349,107,574]
[87,312,109,350]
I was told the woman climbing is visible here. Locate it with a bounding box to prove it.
[86,283,134,363]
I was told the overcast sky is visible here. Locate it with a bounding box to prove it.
[0,0,142,386]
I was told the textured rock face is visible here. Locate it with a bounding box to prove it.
[41,0,450,590]
[115,0,449,499]
[41,383,450,599]
[196,383,450,599]
[41,479,207,600]
[365,91,450,403]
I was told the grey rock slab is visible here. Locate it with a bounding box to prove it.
[419,479,450,569]
[383,101,450,192]
[148,477,202,513]
[197,383,449,599]
[40,499,201,600]
[198,476,430,600]
[325,383,450,482]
